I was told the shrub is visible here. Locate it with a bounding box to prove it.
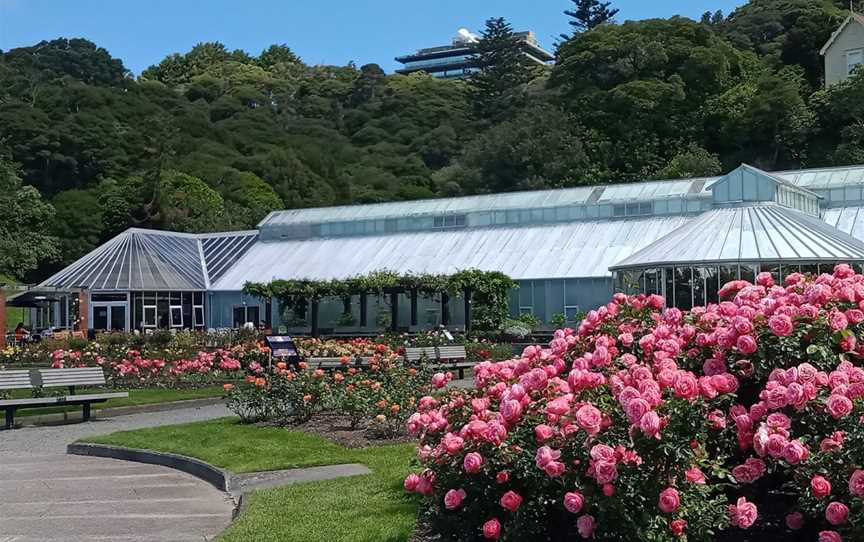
[226,353,435,434]
[405,265,864,541]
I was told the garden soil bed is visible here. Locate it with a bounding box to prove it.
[265,412,416,449]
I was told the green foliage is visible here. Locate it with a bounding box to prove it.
[470,17,536,122]
[0,155,59,278]
[245,270,516,332]
[562,0,620,36]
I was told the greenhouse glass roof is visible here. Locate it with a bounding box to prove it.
[41,229,257,291]
[610,203,864,270]
[211,216,692,290]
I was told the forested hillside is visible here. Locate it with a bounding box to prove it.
[1,0,863,281]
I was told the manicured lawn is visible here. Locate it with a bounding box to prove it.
[10,387,225,417]
[82,418,419,542]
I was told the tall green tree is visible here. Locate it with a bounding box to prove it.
[562,0,620,37]
[0,155,58,279]
[469,17,534,122]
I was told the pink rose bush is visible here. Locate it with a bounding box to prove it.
[49,347,244,385]
[405,265,864,540]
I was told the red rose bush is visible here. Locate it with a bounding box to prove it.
[406,265,864,541]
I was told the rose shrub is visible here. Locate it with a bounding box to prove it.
[226,352,435,433]
[405,265,864,541]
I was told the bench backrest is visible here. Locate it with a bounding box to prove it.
[404,345,467,362]
[437,346,467,361]
[404,346,437,362]
[0,370,34,390]
[35,367,107,389]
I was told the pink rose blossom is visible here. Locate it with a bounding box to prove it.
[500,490,523,512]
[577,515,596,539]
[482,518,501,540]
[819,531,843,542]
[825,502,849,525]
[849,470,864,498]
[444,488,467,510]
[826,394,853,419]
[812,476,832,498]
[463,452,484,474]
[658,487,680,514]
[564,491,584,514]
[728,496,758,528]
[785,511,804,530]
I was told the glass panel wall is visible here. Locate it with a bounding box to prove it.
[130,291,205,331]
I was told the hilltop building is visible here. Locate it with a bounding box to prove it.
[394,28,553,79]
[821,11,864,86]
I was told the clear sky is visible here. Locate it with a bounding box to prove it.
[0,0,745,75]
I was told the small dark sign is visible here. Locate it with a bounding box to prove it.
[266,335,298,358]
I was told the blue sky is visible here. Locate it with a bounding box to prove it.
[0,0,745,75]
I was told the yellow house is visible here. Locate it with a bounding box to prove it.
[821,12,864,86]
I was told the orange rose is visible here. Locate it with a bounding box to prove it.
[223,383,235,392]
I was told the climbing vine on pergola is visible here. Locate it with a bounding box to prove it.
[243,269,516,335]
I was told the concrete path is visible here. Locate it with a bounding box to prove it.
[0,404,235,542]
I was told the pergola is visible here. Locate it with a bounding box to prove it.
[0,285,89,348]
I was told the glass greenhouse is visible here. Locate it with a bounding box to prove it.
[38,163,864,333]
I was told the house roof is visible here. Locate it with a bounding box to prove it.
[820,12,864,56]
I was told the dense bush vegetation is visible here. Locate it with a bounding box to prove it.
[405,265,864,541]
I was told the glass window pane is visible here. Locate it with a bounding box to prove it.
[233,307,246,328]
[704,266,719,304]
[674,267,693,310]
[740,265,757,283]
[719,265,738,293]
[692,267,707,307]
[800,263,819,276]
[645,269,660,296]
[663,267,674,307]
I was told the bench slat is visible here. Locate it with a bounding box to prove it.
[0,370,34,390]
[37,368,107,388]
[0,392,127,408]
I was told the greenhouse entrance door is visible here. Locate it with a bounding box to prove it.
[92,302,128,332]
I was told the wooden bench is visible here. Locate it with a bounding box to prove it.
[305,356,373,370]
[404,345,475,379]
[0,367,128,430]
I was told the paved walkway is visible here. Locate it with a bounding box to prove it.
[0,404,236,542]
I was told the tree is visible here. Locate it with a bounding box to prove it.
[51,189,104,265]
[158,170,226,233]
[562,0,619,38]
[469,17,534,122]
[0,155,58,279]
[654,146,722,179]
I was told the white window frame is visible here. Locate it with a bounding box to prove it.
[847,49,863,76]
[193,305,205,328]
[169,305,183,328]
[564,305,581,322]
[143,305,157,328]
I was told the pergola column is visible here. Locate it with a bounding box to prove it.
[464,288,472,332]
[310,299,320,337]
[0,288,6,348]
[410,290,418,327]
[77,290,90,335]
[441,292,450,326]
[390,291,399,332]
